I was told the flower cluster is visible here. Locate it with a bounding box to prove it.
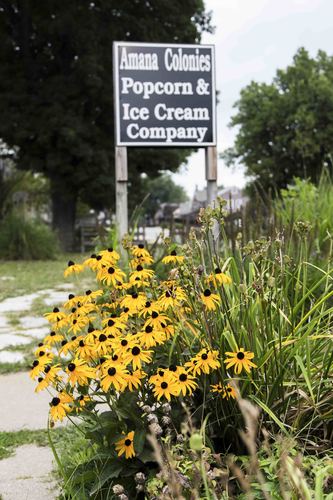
[30,244,256,459]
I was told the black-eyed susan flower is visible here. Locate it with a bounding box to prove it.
[100,363,128,392]
[223,383,237,399]
[44,331,64,345]
[49,395,71,421]
[131,243,152,260]
[66,359,96,386]
[138,300,160,318]
[173,367,198,396]
[186,349,221,375]
[91,332,111,356]
[98,247,120,264]
[123,369,146,392]
[200,289,221,311]
[83,254,101,271]
[224,348,257,374]
[35,376,49,393]
[121,292,147,313]
[115,431,135,459]
[30,358,49,379]
[206,268,232,287]
[130,265,154,282]
[76,338,93,360]
[124,344,152,370]
[149,370,178,401]
[98,266,126,287]
[137,325,166,348]
[102,317,126,337]
[144,310,170,330]
[68,315,90,334]
[162,249,185,265]
[64,293,79,309]
[44,307,66,324]
[64,261,84,278]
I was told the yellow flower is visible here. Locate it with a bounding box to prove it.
[186,349,221,375]
[200,289,221,311]
[131,244,152,260]
[100,362,128,392]
[150,370,178,401]
[68,315,90,334]
[66,359,96,386]
[162,250,185,265]
[49,396,71,422]
[158,283,186,310]
[130,265,154,282]
[115,431,135,459]
[91,332,112,356]
[98,247,120,264]
[98,266,126,287]
[64,261,84,278]
[121,292,147,313]
[137,325,166,348]
[206,268,232,287]
[144,311,170,330]
[124,344,153,370]
[173,367,198,396]
[210,382,237,399]
[44,307,66,324]
[138,300,160,318]
[44,331,64,345]
[224,348,257,374]
[123,370,146,391]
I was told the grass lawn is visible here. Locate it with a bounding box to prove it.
[0,254,91,301]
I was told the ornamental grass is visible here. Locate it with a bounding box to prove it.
[30,198,333,497]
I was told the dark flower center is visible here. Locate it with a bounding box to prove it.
[138,244,144,249]
[237,352,245,360]
[38,342,43,347]
[169,364,177,372]
[123,307,129,313]
[136,265,143,271]
[71,307,76,313]
[125,438,132,446]
[68,363,76,372]
[38,377,43,383]
[53,307,59,313]
[227,387,232,392]
[51,397,60,406]
[165,291,171,298]
[91,254,96,258]
[44,365,51,374]
[121,339,128,346]
[112,354,119,361]
[73,319,77,325]
[71,336,77,341]
[108,247,113,252]
[215,267,222,274]
[79,340,85,347]
[170,250,177,256]
[145,301,151,308]
[99,334,107,342]
[132,346,140,356]
[201,353,208,360]
[88,326,94,333]
[100,358,106,364]
[68,260,74,267]
[39,351,45,356]
[96,255,102,261]
[108,367,116,376]
[68,294,75,299]
[32,360,39,367]
[145,325,153,333]
[86,290,92,295]
[161,382,168,389]
[50,331,56,337]
[152,311,158,319]
[179,373,187,382]
[158,370,164,376]
[203,289,212,297]
[131,293,138,299]
[61,340,67,346]
[108,267,115,274]
[108,319,115,327]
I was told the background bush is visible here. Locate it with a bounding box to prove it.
[0,211,59,260]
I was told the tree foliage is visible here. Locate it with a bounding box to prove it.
[0,0,211,248]
[224,48,333,193]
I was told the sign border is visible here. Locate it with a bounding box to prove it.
[113,41,217,147]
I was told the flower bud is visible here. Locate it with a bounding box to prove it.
[112,484,124,495]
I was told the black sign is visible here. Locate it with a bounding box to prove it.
[113,42,216,147]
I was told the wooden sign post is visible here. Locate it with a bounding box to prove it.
[113,42,217,242]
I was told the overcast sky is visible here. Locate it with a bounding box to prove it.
[172,0,333,196]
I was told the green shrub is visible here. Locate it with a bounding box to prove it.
[0,211,59,260]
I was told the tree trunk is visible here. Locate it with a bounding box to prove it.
[50,177,77,252]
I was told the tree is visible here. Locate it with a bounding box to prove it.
[223,48,333,194]
[0,1,212,250]
[131,173,188,219]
